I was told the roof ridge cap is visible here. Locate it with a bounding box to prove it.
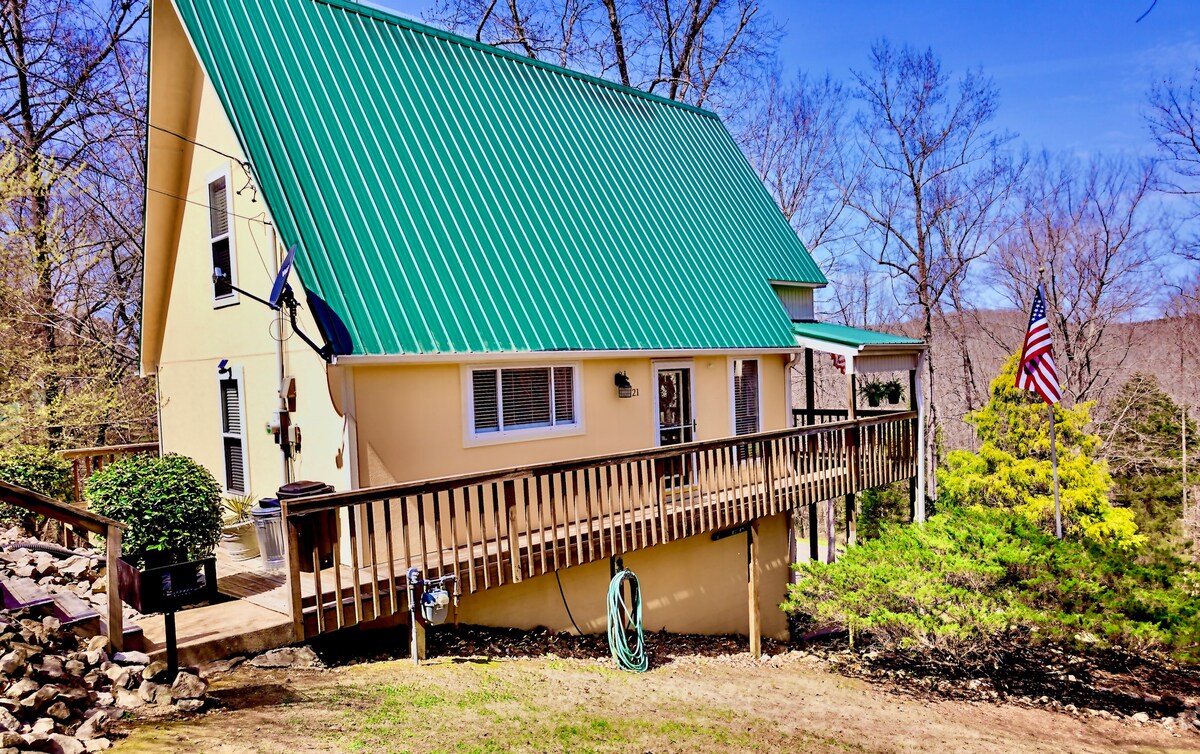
[311,0,722,120]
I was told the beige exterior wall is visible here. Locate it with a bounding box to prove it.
[148,4,350,498]
[458,513,792,640]
[351,353,792,485]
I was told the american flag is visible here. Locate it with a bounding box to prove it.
[1015,285,1061,405]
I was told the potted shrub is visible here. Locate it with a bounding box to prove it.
[220,492,259,561]
[884,379,905,405]
[86,454,223,612]
[859,379,886,408]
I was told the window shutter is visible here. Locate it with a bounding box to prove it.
[552,366,574,424]
[501,368,551,429]
[209,176,229,238]
[734,360,759,436]
[220,378,241,434]
[224,438,245,493]
[472,370,499,433]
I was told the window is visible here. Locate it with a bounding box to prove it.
[208,169,237,305]
[468,365,580,441]
[219,368,249,494]
[733,359,760,437]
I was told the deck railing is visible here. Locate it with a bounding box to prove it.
[282,411,918,639]
[58,442,159,503]
[0,480,126,651]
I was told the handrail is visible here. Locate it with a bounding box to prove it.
[0,480,125,536]
[57,441,159,460]
[0,480,126,653]
[286,411,917,516]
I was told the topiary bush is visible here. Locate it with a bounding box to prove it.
[0,444,74,528]
[85,453,222,569]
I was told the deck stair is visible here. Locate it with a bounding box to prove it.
[0,574,143,650]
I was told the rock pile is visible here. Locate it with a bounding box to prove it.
[0,610,210,753]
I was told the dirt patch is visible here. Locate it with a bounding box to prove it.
[111,627,1200,753]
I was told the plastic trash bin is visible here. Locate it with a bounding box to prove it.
[250,498,285,571]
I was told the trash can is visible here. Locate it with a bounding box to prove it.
[250,498,285,571]
[277,480,335,572]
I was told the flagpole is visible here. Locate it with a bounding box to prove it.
[1048,389,1062,539]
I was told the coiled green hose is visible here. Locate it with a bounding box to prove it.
[606,568,648,672]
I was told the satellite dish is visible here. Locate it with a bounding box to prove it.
[268,244,298,310]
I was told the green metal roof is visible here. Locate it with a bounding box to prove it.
[169,0,826,356]
[792,322,924,349]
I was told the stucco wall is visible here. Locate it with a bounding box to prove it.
[350,353,791,486]
[458,512,792,640]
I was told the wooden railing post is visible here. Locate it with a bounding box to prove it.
[282,504,305,642]
[105,525,123,653]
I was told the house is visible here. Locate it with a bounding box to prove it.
[139,0,925,656]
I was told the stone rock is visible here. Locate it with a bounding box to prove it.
[63,660,84,678]
[137,680,171,706]
[0,732,19,748]
[40,616,61,633]
[142,662,167,682]
[21,685,59,711]
[46,733,85,754]
[54,687,87,707]
[39,657,65,681]
[44,701,70,721]
[202,656,244,674]
[111,651,149,666]
[6,678,39,700]
[73,710,118,741]
[80,653,102,669]
[113,688,142,710]
[89,578,105,595]
[169,672,207,700]
[175,698,204,713]
[58,558,91,580]
[248,646,321,669]
[100,668,128,690]
[92,692,112,708]
[83,638,106,654]
[0,650,26,676]
[1132,712,1150,723]
[83,739,111,752]
[0,707,20,732]
[30,717,55,734]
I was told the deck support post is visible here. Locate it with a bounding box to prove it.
[908,367,920,522]
[824,498,836,563]
[104,525,123,653]
[845,494,856,548]
[747,520,761,658]
[283,507,305,643]
[808,503,818,561]
[411,616,426,664]
[914,353,927,523]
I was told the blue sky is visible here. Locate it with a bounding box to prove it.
[375,0,1200,160]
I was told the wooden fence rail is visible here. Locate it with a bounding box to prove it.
[283,412,919,640]
[58,442,159,504]
[0,480,126,651]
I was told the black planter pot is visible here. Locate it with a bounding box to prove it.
[866,395,881,408]
[886,387,902,404]
[116,555,217,614]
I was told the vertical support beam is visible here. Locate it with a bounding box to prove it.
[105,525,123,653]
[411,616,427,663]
[284,506,306,642]
[804,348,815,427]
[908,367,919,521]
[847,372,858,421]
[845,493,856,547]
[747,520,761,658]
[808,502,818,561]
[824,498,836,563]
[914,352,927,523]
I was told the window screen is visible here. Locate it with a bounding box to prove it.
[733,360,760,437]
[472,366,577,436]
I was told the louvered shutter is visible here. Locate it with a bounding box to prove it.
[224,438,245,493]
[219,374,246,493]
[472,370,499,433]
[552,366,574,425]
[208,176,228,237]
[501,368,551,429]
[220,378,241,434]
[733,360,760,436]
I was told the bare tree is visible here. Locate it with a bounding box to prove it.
[0,0,151,446]
[426,0,779,111]
[848,40,1020,496]
[989,153,1160,406]
[1147,65,1200,259]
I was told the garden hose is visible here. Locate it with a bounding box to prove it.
[606,568,648,672]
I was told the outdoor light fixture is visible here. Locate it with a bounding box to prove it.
[217,359,231,376]
[614,371,638,398]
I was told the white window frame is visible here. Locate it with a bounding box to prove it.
[217,365,250,494]
[207,164,239,308]
[652,360,696,447]
[462,363,585,447]
[730,357,763,438]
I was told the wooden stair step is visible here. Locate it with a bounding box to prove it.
[48,590,100,628]
[0,577,54,611]
[99,619,145,652]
